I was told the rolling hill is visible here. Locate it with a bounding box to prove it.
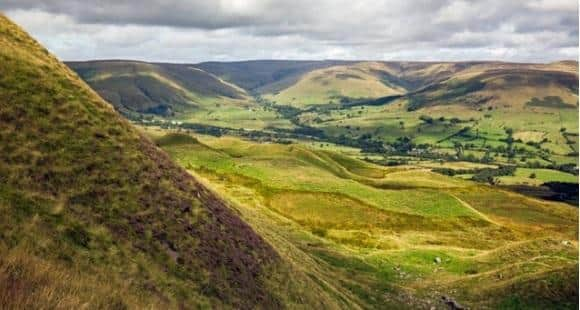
[70,59,579,112]
[67,60,251,118]
[0,14,348,309]
[263,62,407,107]
[405,62,579,111]
[145,129,578,309]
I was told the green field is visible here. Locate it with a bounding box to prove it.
[498,168,578,186]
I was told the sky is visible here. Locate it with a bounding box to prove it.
[1,0,578,63]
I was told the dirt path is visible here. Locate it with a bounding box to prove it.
[449,193,502,226]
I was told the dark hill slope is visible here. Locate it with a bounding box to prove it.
[194,59,356,93]
[67,60,248,117]
[0,14,337,309]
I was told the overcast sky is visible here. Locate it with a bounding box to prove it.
[1,0,578,63]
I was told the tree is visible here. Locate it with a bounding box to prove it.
[482,149,492,163]
[529,172,537,179]
[505,127,514,136]
[453,141,464,158]
[399,121,405,129]
[419,115,434,124]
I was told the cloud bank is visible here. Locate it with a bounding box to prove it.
[2,0,578,62]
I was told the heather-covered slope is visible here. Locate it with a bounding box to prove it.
[0,14,344,309]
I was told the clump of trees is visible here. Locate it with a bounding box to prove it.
[433,165,516,185]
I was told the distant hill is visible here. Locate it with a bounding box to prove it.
[262,62,407,106]
[194,59,355,93]
[405,62,579,111]
[0,14,341,308]
[70,59,579,114]
[67,60,250,117]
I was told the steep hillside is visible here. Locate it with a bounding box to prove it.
[0,14,344,309]
[68,60,250,117]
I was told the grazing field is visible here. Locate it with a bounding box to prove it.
[149,129,579,309]
[178,104,295,130]
[497,168,578,186]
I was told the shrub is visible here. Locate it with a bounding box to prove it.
[311,228,327,237]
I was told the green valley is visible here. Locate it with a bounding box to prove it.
[66,54,578,309]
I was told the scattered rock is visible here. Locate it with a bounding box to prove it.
[434,257,442,264]
[562,240,571,246]
[441,295,465,310]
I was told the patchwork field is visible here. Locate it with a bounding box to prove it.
[147,129,579,309]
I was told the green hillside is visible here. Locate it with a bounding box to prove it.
[147,129,578,309]
[0,14,348,309]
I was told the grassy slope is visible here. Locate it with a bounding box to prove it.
[264,62,406,106]
[0,15,349,309]
[68,60,251,116]
[151,130,578,309]
[407,63,578,111]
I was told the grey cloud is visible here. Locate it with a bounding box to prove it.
[0,0,577,63]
